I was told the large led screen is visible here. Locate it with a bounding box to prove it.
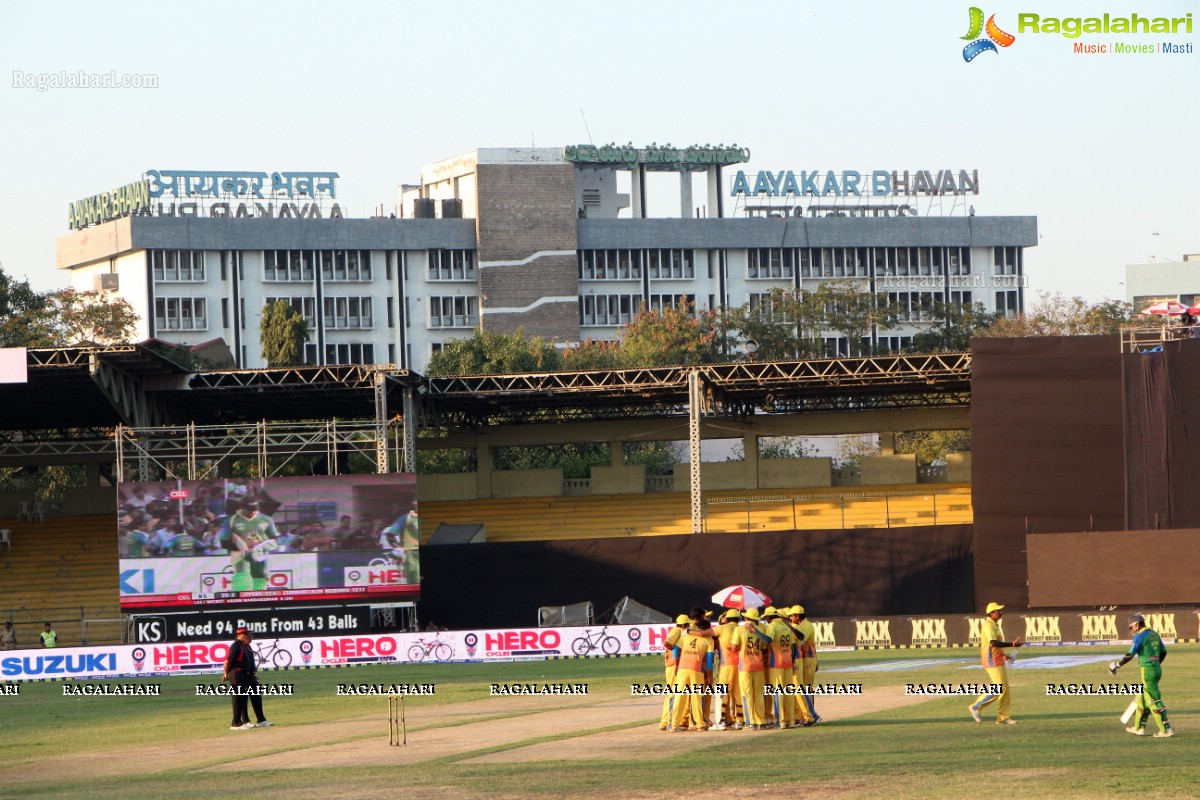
[118,474,420,612]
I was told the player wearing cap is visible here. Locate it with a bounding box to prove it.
[760,607,796,729]
[671,619,715,732]
[785,605,819,726]
[969,602,1023,725]
[1109,614,1173,737]
[730,608,772,730]
[222,627,272,730]
[712,609,743,730]
[228,499,280,592]
[660,614,691,730]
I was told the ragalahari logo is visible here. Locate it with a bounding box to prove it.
[962,7,1016,61]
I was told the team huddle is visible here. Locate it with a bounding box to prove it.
[660,605,818,732]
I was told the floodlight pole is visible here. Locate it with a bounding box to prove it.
[374,371,388,474]
[688,369,703,533]
[401,386,417,474]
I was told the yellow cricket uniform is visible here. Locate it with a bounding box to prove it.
[732,622,770,727]
[973,616,1011,721]
[715,621,742,725]
[672,632,714,730]
[795,619,818,723]
[765,620,797,727]
[660,625,685,728]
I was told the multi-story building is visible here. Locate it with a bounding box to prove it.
[1125,254,1200,310]
[57,147,1036,370]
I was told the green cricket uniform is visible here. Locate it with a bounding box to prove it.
[229,512,279,591]
[1128,628,1171,733]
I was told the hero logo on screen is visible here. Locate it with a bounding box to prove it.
[344,567,403,586]
[961,7,1016,61]
[198,569,291,597]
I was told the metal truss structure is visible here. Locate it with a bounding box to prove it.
[2,345,972,527]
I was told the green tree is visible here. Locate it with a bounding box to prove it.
[978,292,1136,339]
[1,287,137,347]
[908,302,1001,353]
[615,300,726,367]
[720,288,825,361]
[424,328,561,375]
[895,430,971,466]
[816,281,899,357]
[259,299,310,367]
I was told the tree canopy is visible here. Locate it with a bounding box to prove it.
[259,299,310,367]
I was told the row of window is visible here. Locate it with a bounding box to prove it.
[579,294,697,326]
[263,250,373,282]
[150,245,1020,285]
[747,246,981,280]
[578,249,696,281]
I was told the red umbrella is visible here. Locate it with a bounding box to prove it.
[712,585,771,610]
[1140,300,1189,316]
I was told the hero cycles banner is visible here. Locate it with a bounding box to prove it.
[3,612,1193,682]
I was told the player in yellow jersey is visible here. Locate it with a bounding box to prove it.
[712,609,743,730]
[761,608,797,729]
[660,614,690,730]
[969,602,1023,725]
[730,608,772,730]
[789,605,820,726]
[671,619,715,731]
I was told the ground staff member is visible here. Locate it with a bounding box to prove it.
[969,602,1023,725]
[1110,614,1173,737]
[223,627,272,731]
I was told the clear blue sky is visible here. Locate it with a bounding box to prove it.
[2,0,1195,301]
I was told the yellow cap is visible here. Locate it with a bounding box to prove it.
[789,605,804,616]
[743,608,761,621]
[985,602,1005,614]
[724,609,741,619]
[675,614,691,625]
[763,606,778,618]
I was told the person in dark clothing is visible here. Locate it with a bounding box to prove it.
[222,627,272,730]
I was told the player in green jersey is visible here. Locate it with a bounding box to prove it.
[228,500,280,592]
[1109,614,1173,737]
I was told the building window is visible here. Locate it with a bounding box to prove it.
[887,292,937,322]
[321,250,373,281]
[324,343,375,365]
[428,296,478,328]
[579,294,642,326]
[322,296,374,329]
[648,294,697,314]
[747,292,793,323]
[427,249,476,281]
[151,250,206,282]
[579,249,643,281]
[876,335,914,354]
[154,297,207,331]
[265,296,317,327]
[994,246,1019,276]
[264,250,314,282]
[996,290,1020,317]
[221,298,229,328]
[949,290,974,309]
[304,344,318,365]
[746,249,794,279]
[645,249,694,280]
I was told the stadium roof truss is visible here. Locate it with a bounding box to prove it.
[0,345,971,479]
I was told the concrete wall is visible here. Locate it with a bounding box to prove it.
[590,464,645,495]
[492,468,563,498]
[673,461,744,491]
[946,452,971,483]
[860,454,918,485]
[418,473,480,502]
[759,458,833,489]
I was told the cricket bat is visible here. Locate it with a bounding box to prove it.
[1120,700,1138,725]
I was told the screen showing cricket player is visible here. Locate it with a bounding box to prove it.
[117,474,420,612]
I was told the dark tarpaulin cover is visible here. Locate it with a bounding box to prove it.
[420,525,973,630]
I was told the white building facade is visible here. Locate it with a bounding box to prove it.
[57,148,1036,370]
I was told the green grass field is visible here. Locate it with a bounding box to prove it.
[0,646,1194,799]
